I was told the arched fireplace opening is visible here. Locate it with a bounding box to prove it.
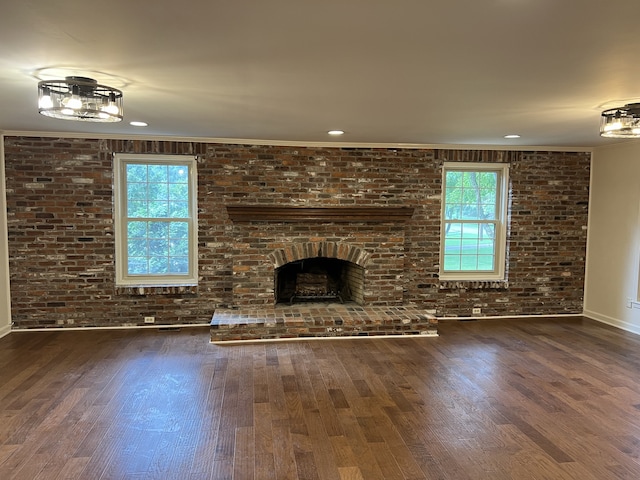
[275,257,365,305]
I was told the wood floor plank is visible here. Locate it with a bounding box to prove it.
[302,356,345,438]
[53,456,91,480]
[367,443,408,480]
[253,402,273,459]
[233,426,254,480]
[213,350,241,465]
[270,421,298,480]
[337,466,365,480]
[303,409,342,480]
[188,359,228,476]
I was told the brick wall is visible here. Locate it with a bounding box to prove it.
[3,137,590,328]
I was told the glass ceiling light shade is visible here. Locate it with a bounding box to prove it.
[38,76,123,122]
[600,103,640,138]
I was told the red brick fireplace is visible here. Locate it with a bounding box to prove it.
[210,205,439,341]
[226,205,414,307]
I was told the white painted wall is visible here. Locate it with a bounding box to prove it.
[584,140,640,334]
[0,134,12,337]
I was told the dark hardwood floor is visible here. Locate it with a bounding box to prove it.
[1,317,640,479]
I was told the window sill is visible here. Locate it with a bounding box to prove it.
[438,280,508,290]
[115,285,198,296]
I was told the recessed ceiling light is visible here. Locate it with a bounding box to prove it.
[328,130,344,136]
[504,134,520,139]
[130,121,148,127]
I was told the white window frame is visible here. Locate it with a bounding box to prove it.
[114,154,198,286]
[439,162,509,281]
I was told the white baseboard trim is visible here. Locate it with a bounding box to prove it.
[437,313,584,321]
[10,323,211,333]
[582,309,640,336]
[0,324,11,339]
[10,312,628,337]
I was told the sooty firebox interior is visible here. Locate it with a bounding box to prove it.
[275,257,365,305]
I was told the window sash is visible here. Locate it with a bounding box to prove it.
[114,154,197,286]
[442,219,498,273]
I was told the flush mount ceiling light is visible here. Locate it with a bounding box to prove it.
[600,103,640,138]
[38,76,123,122]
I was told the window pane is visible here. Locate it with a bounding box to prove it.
[169,237,189,256]
[149,256,168,274]
[462,238,479,255]
[128,239,148,257]
[127,182,147,200]
[461,187,477,207]
[444,254,461,270]
[461,223,479,238]
[461,206,480,220]
[445,205,462,220]
[445,171,462,186]
[148,222,169,238]
[480,201,496,220]
[481,223,495,240]
[128,200,147,218]
[460,254,479,270]
[149,182,168,201]
[169,257,189,274]
[444,237,462,253]
[148,165,168,183]
[169,165,189,183]
[126,164,147,183]
[149,238,169,254]
[149,201,169,217]
[128,221,147,237]
[480,187,496,202]
[445,186,461,201]
[445,222,462,238]
[169,222,188,239]
[169,201,189,218]
[477,255,495,270]
[169,183,188,201]
[478,171,497,189]
[128,257,148,275]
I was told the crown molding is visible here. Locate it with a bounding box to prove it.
[1,130,594,152]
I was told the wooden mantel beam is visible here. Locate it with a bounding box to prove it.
[226,205,415,223]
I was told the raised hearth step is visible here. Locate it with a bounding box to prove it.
[210,303,438,342]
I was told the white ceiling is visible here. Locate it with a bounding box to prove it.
[2,0,640,148]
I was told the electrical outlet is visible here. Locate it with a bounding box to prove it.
[472,307,481,315]
[144,316,155,324]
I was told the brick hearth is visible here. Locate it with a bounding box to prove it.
[210,303,438,342]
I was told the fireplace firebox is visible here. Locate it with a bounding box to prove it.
[275,257,364,305]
